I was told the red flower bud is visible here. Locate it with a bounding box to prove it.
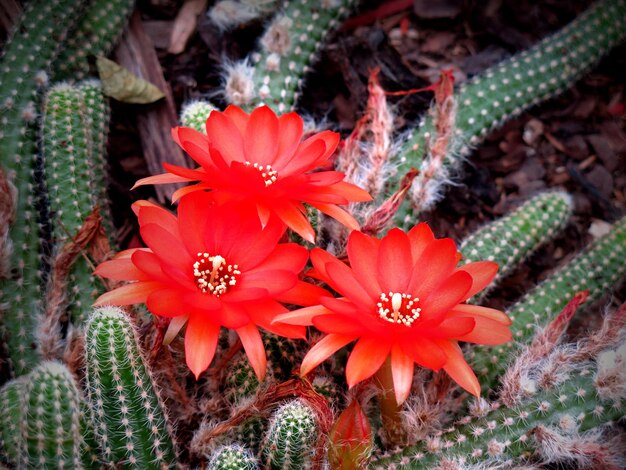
[327,400,373,470]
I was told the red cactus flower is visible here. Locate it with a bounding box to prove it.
[94,192,326,379]
[275,225,512,403]
[133,105,371,243]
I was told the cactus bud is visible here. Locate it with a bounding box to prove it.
[327,400,373,470]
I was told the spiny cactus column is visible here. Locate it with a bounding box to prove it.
[84,307,178,468]
[208,444,259,470]
[223,0,357,112]
[261,399,318,469]
[459,191,573,301]
[0,361,91,469]
[0,377,25,465]
[42,81,111,325]
[179,100,216,133]
[0,0,86,376]
[394,0,626,224]
[471,215,626,390]
[371,338,626,468]
[53,0,135,81]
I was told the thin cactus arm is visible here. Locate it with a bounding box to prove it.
[460,191,573,303]
[53,0,135,81]
[393,0,626,225]
[470,215,626,391]
[224,0,358,112]
[208,444,259,470]
[84,306,179,468]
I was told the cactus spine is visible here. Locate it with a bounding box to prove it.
[225,0,357,112]
[0,377,25,465]
[261,399,318,469]
[53,0,135,81]
[84,307,178,468]
[0,0,86,376]
[460,191,573,301]
[394,0,626,224]
[471,215,626,390]
[208,444,259,470]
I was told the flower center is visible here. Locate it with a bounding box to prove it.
[377,292,421,327]
[244,161,278,187]
[193,253,240,297]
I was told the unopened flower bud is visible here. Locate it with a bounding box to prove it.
[327,400,373,470]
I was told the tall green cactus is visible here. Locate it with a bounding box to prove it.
[460,191,573,301]
[261,399,318,469]
[224,0,357,112]
[53,0,135,81]
[394,0,626,224]
[0,377,25,465]
[42,81,111,326]
[0,0,87,376]
[84,307,178,468]
[471,215,626,390]
[371,336,626,468]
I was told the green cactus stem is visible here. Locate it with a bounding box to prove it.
[208,444,259,470]
[460,191,573,302]
[208,0,280,31]
[224,0,357,112]
[0,377,25,465]
[180,100,216,133]
[0,0,86,377]
[471,215,626,390]
[371,337,626,469]
[261,399,318,469]
[53,0,135,81]
[84,306,178,468]
[394,0,626,224]
[42,81,111,326]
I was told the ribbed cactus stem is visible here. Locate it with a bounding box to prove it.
[42,81,112,326]
[179,100,216,133]
[0,0,86,376]
[225,0,357,112]
[53,0,135,81]
[394,0,626,224]
[371,338,626,468]
[208,0,280,30]
[261,399,318,469]
[84,306,178,468]
[22,362,87,469]
[208,444,259,470]
[460,191,573,302]
[471,215,626,390]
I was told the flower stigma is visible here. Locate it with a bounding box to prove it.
[193,253,240,296]
[244,161,278,186]
[377,292,421,326]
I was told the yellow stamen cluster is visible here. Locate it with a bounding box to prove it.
[377,292,421,326]
[245,161,278,186]
[193,253,240,296]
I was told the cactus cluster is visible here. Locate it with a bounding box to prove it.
[1,0,625,469]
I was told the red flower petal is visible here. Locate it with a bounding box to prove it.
[140,223,193,276]
[377,228,412,293]
[244,106,279,166]
[273,112,304,169]
[237,270,297,296]
[320,297,361,316]
[326,262,374,311]
[185,314,220,379]
[391,344,414,405]
[280,138,327,176]
[407,223,435,261]
[272,202,315,243]
[300,334,355,376]
[246,243,308,274]
[174,127,213,167]
[134,200,179,236]
[273,304,333,326]
[206,111,245,164]
[94,281,162,307]
[223,104,250,135]
[177,191,213,257]
[132,172,191,190]
[407,238,459,299]
[347,231,381,298]
[399,336,446,370]
[94,258,150,281]
[246,300,306,339]
[455,261,498,299]
[276,281,332,307]
[216,301,250,329]
[147,288,202,317]
[236,323,267,381]
[437,340,480,397]
[420,271,472,323]
[310,202,360,231]
[428,317,475,338]
[456,316,512,345]
[313,314,368,336]
[448,304,512,326]
[345,337,390,387]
